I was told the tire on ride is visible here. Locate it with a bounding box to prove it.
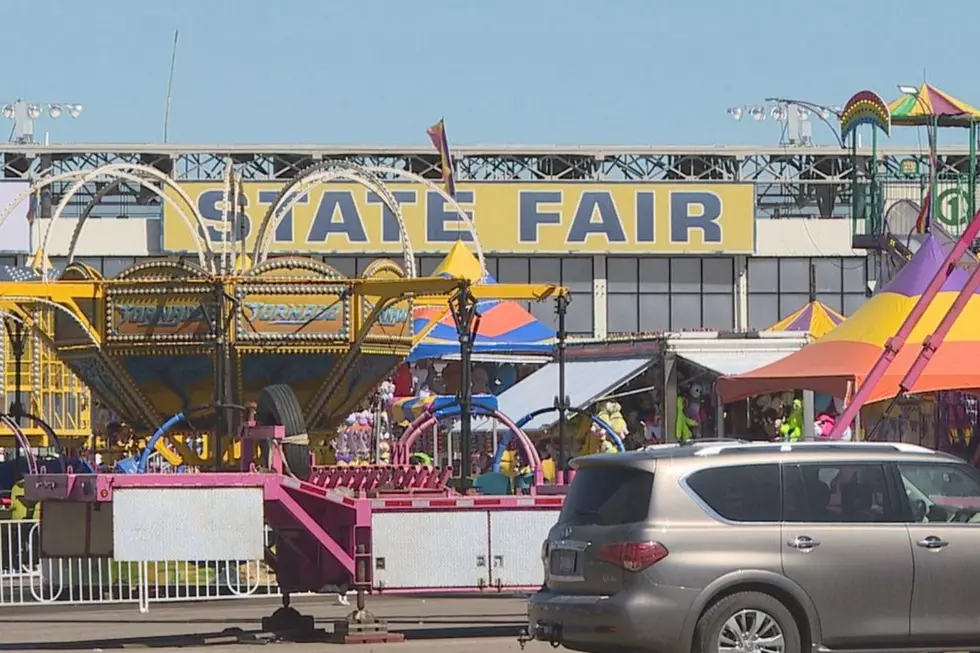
[693,591,801,653]
[256,384,311,480]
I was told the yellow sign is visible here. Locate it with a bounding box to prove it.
[162,181,755,254]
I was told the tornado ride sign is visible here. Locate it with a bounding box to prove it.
[162,181,756,255]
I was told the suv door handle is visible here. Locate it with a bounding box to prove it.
[916,536,949,550]
[787,536,820,550]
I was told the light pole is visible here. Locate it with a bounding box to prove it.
[1,99,83,143]
[728,98,843,147]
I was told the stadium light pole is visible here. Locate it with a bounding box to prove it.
[728,98,843,147]
[2,99,84,144]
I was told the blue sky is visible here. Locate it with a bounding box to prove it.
[5,0,976,147]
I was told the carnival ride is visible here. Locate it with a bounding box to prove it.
[6,160,576,642]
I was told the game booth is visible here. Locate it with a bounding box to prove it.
[719,235,980,462]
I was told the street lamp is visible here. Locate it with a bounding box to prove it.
[1,99,84,143]
[727,98,843,147]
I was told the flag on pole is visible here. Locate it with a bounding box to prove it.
[426,119,456,197]
[914,191,931,234]
[26,190,37,225]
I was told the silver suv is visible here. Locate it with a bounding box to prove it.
[527,441,980,653]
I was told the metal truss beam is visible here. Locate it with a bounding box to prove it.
[2,143,973,220]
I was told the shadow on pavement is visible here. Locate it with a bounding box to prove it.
[0,624,525,650]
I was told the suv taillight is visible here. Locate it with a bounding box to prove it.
[596,541,668,572]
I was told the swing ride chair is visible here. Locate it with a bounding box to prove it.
[5,163,572,641]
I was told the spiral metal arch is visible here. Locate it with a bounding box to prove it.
[0,167,211,272]
[62,173,213,276]
[43,163,217,273]
[367,165,486,279]
[251,161,416,277]
[0,169,98,239]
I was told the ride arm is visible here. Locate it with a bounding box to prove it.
[829,208,980,439]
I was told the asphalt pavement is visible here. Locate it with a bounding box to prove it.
[0,594,541,653]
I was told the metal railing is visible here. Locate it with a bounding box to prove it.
[857,173,978,241]
[0,519,281,609]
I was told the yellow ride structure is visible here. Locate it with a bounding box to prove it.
[0,160,566,465]
[0,305,91,447]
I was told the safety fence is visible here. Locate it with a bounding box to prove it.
[0,519,282,609]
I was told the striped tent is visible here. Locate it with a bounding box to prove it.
[766,301,845,339]
[888,83,980,127]
[409,242,555,361]
[720,237,980,405]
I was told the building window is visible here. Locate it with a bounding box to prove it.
[329,257,357,277]
[489,256,594,336]
[417,256,442,277]
[607,257,735,334]
[747,257,868,329]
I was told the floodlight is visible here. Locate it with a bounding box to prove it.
[1,105,13,120]
[67,104,83,118]
[797,106,810,121]
[749,106,766,121]
[770,106,787,121]
[727,107,743,120]
[48,104,62,119]
[898,85,919,96]
[818,108,831,121]
[26,104,41,119]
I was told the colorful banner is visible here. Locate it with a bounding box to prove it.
[162,181,756,255]
[108,296,217,339]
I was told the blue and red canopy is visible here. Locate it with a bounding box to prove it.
[408,243,556,362]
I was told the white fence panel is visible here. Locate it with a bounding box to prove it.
[1,519,279,607]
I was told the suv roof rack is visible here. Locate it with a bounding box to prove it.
[681,438,749,446]
[639,438,748,453]
[692,441,936,457]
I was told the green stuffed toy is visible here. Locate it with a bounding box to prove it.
[779,398,804,441]
[675,395,697,443]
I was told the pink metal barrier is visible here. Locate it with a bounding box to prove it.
[307,464,453,492]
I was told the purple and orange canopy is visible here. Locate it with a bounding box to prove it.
[719,237,980,405]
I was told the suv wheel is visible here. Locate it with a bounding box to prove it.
[694,591,800,653]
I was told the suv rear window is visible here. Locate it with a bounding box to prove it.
[558,466,654,526]
[686,464,781,522]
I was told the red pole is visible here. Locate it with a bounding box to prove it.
[829,209,980,439]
